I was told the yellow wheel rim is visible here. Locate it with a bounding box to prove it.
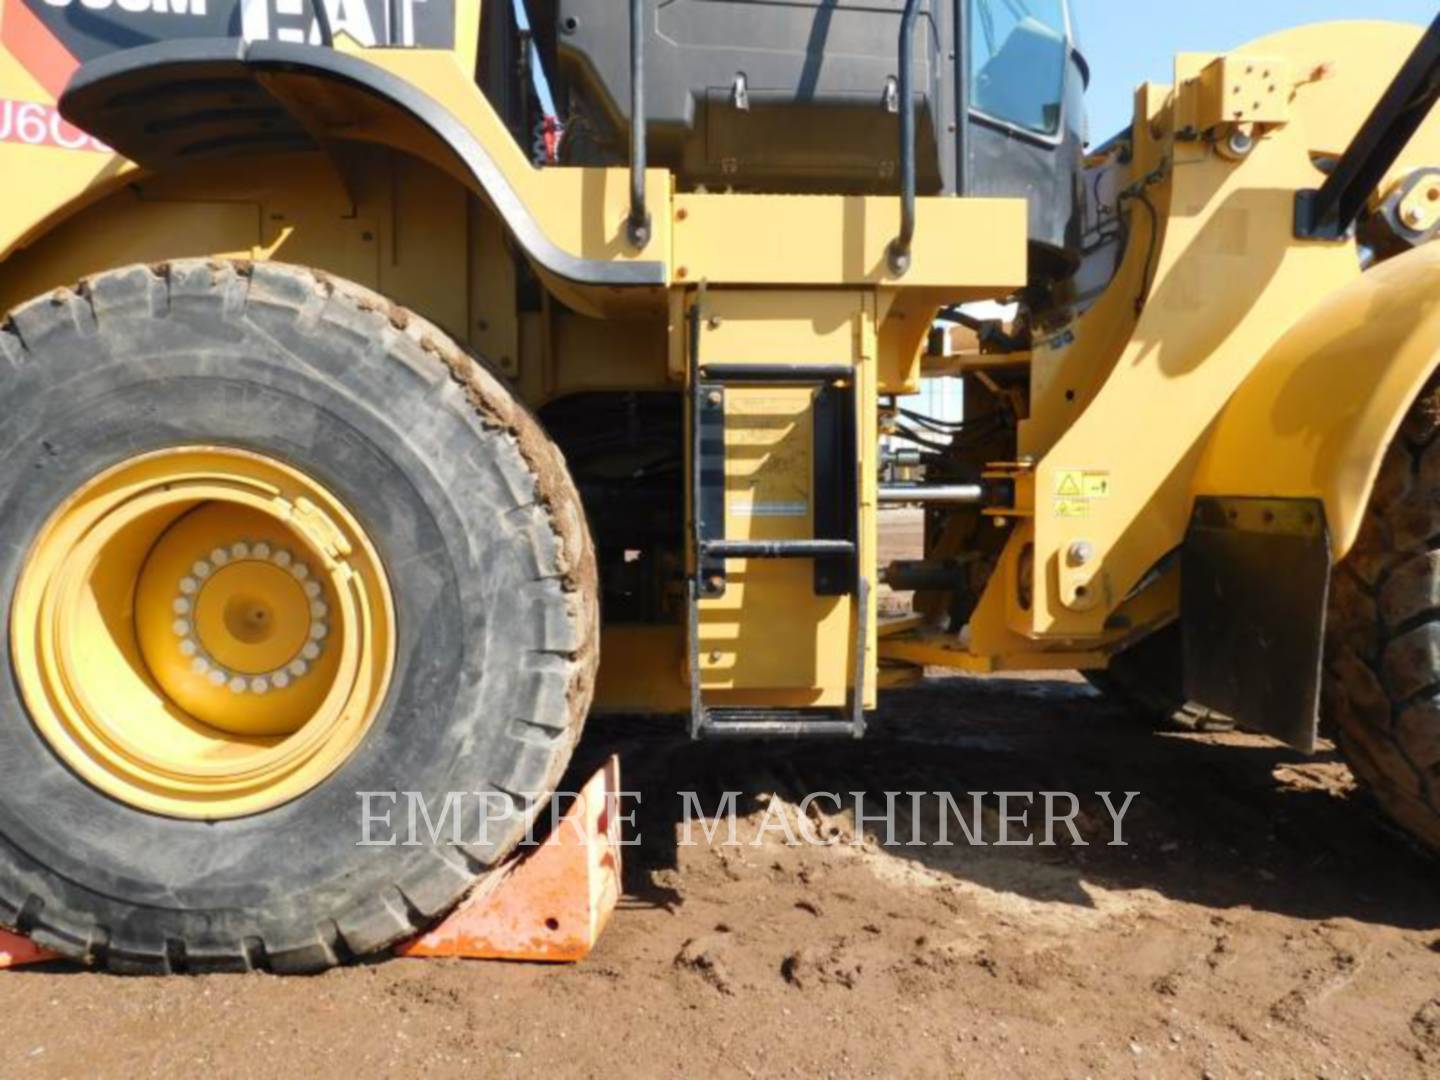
[10,447,396,820]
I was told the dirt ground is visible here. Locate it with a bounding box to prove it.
[2,513,1439,1079]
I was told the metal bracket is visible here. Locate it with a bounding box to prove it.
[694,381,727,597]
[812,376,859,596]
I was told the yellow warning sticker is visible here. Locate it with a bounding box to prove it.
[1055,470,1111,499]
[1053,470,1110,518]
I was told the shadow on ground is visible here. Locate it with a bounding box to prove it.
[566,674,1440,933]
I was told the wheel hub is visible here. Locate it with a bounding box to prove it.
[10,447,396,819]
[135,505,335,737]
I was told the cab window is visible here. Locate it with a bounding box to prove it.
[971,0,1070,136]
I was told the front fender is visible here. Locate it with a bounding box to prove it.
[1194,242,1440,560]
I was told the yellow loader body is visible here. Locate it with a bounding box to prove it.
[0,5,1434,724]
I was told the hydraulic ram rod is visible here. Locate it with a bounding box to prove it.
[878,484,987,505]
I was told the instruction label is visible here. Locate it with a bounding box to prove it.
[1053,470,1112,518]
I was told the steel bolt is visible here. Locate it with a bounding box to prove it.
[1067,541,1095,568]
[707,315,723,331]
[706,389,723,406]
[1226,129,1254,156]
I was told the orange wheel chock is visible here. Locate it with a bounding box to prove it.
[0,756,623,972]
[0,931,57,969]
[396,755,624,963]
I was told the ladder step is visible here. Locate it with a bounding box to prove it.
[701,539,857,560]
[699,363,853,384]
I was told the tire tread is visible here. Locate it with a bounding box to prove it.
[1325,374,1440,851]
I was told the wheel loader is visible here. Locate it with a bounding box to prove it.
[0,0,1436,972]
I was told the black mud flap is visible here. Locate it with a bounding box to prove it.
[1182,497,1332,752]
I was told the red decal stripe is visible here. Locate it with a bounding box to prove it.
[1,1,79,102]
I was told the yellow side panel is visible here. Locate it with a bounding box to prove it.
[379,155,470,337]
[672,193,1028,291]
[0,191,261,313]
[709,385,829,691]
[0,152,482,359]
[595,627,688,714]
[454,0,482,78]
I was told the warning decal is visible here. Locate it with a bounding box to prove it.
[1053,470,1112,518]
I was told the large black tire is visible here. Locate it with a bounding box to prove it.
[1323,378,1440,851]
[0,261,598,972]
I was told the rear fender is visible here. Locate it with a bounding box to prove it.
[55,40,667,293]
